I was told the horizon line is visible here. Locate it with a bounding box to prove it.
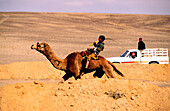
[0,11,170,16]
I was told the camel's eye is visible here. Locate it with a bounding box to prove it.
[40,44,44,48]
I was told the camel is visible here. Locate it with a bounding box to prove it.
[31,42,124,82]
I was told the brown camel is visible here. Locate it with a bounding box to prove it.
[31,42,124,82]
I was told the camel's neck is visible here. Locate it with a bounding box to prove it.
[43,47,67,71]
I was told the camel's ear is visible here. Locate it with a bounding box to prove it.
[37,42,41,47]
[36,42,40,50]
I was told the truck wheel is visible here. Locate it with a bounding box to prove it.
[149,61,159,64]
[112,62,120,63]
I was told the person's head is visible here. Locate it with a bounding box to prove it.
[99,35,105,42]
[139,38,142,41]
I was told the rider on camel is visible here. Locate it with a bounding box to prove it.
[85,35,105,68]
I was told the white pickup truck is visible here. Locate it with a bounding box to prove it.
[106,48,169,64]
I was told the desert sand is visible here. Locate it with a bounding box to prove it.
[0,12,170,111]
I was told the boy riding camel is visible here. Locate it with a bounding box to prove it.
[84,35,105,68]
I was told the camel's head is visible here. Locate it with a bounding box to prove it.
[31,42,46,53]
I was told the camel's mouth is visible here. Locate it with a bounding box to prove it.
[31,42,41,50]
[31,44,37,50]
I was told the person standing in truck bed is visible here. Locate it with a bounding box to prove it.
[138,38,146,50]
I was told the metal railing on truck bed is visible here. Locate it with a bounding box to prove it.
[141,48,168,57]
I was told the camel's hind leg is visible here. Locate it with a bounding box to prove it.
[108,61,124,77]
[102,64,117,78]
[93,68,105,78]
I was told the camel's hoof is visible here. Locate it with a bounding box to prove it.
[58,79,64,84]
[58,81,64,84]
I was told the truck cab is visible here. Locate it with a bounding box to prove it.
[106,48,169,64]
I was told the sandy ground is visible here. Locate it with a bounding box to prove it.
[0,62,170,111]
[0,78,170,111]
[0,12,170,111]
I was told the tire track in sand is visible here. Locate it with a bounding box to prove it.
[0,79,169,87]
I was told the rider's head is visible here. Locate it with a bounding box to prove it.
[99,35,105,42]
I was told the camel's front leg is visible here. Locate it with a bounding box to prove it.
[74,70,82,80]
[58,73,72,83]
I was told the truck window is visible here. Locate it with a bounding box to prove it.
[130,52,137,58]
[121,51,129,57]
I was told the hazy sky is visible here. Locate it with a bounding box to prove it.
[0,0,170,15]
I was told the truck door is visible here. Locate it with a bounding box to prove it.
[123,51,140,63]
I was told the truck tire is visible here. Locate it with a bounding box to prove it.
[112,62,120,63]
[149,61,159,64]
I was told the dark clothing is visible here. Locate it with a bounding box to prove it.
[138,41,146,50]
[93,42,104,55]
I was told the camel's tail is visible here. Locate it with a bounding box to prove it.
[108,61,124,77]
